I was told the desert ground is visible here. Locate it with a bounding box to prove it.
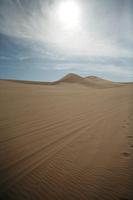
[0,74,133,200]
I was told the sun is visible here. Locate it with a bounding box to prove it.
[57,1,81,30]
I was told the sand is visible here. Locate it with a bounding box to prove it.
[0,75,133,200]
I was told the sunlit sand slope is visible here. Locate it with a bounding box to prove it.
[0,78,133,200]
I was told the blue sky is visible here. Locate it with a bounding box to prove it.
[0,0,133,82]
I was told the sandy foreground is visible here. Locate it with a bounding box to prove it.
[0,77,133,200]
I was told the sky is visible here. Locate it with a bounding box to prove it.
[0,0,133,82]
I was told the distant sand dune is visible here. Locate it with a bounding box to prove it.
[4,73,129,88]
[53,73,124,88]
[0,75,133,200]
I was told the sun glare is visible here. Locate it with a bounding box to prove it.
[57,1,81,30]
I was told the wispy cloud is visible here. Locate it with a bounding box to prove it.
[0,0,133,58]
[55,63,133,77]
[0,0,133,81]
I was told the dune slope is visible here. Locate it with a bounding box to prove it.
[0,79,133,200]
[53,73,124,88]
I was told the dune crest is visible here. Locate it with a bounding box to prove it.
[53,73,123,88]
[3,73,132,89]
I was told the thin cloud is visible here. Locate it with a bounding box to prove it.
[0,0,133,58]
[0,0,133,81]
[55,63,133,77]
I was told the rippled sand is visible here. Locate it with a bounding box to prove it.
[0,77,133,200]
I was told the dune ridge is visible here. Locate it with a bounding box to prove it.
[1,73,131,88]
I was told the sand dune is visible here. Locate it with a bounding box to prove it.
[51,73,125,88]
[0,75,133,200]
[6,73,124,88]
[53,73,124,88]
